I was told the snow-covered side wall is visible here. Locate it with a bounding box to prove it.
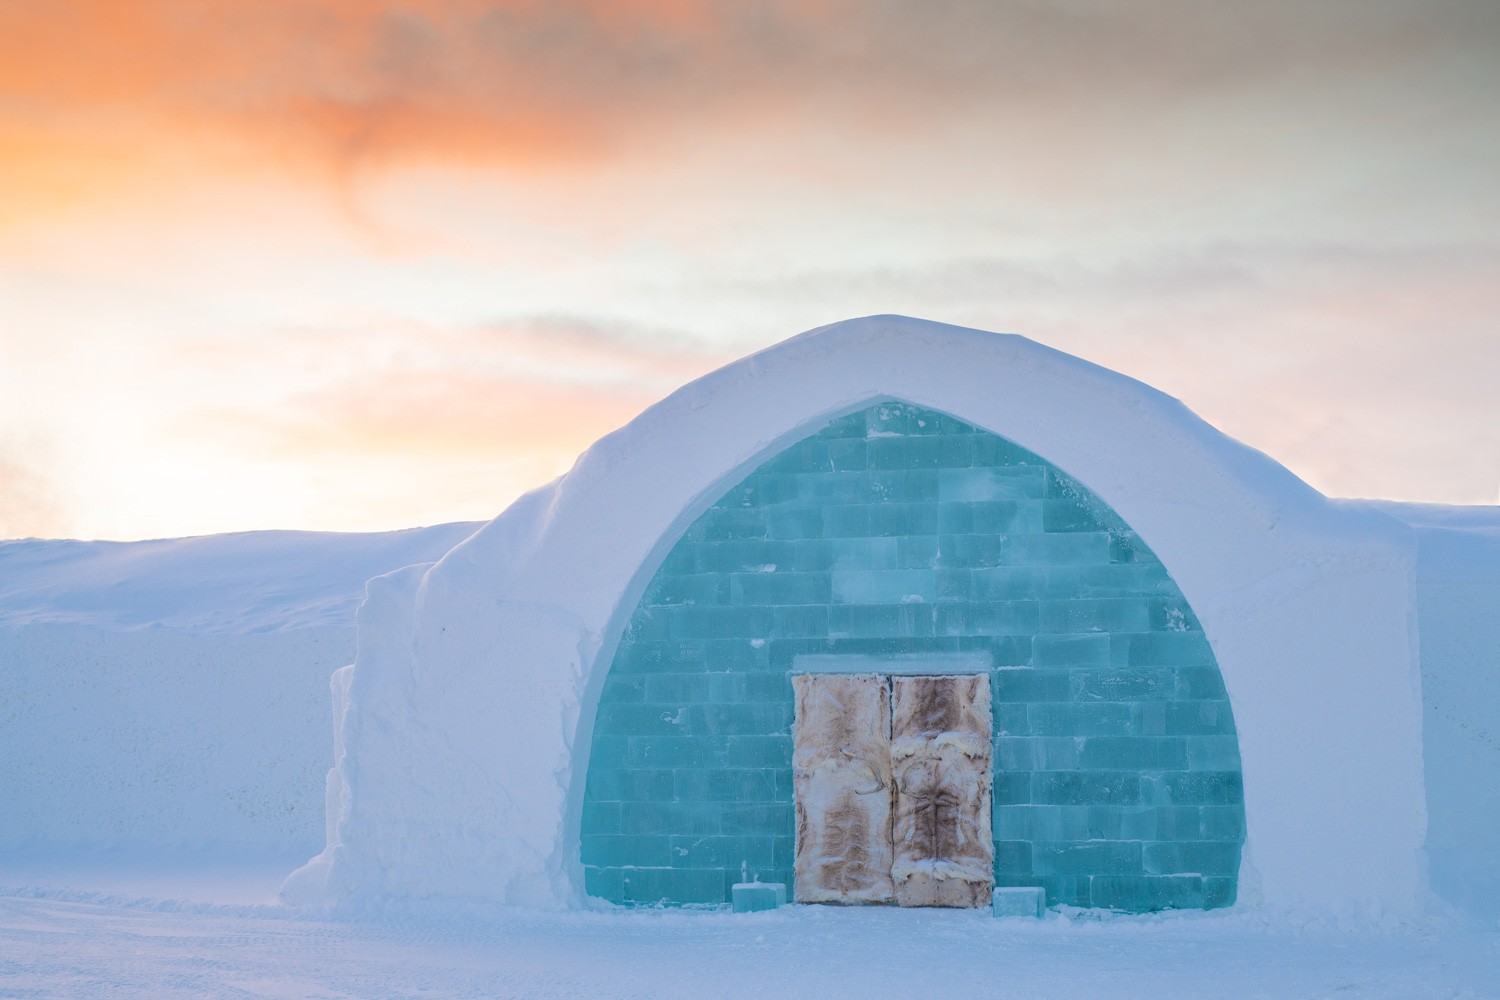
[0,624,345,853]
[290,315,1427,917]
[0,524,479,855]
[1368,502,1500,920]
[0,523,483,634]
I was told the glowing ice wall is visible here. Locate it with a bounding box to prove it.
[580,402,1243,910]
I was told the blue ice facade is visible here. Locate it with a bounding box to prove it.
[581,402,1244,911]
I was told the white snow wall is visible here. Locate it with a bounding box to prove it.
[0,524,479,856]
[0,624,345,854]
[1382,504,1500,920]
[289,316,1429,918]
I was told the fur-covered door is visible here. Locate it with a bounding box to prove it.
[792,672,993,907]
[792,673,896,903]
[890,674,994,907]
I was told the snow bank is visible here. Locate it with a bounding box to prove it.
[0,523,481,633]
[0,524,479,855]
[6,891,1499,999]
[291,316,1432,919]
[1364,501,1500,920]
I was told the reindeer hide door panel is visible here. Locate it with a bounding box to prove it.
[792,673,896,904]
[792,671,993,908]
[889,674,994,908]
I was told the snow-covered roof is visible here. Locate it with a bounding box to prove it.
[0,523,481,633]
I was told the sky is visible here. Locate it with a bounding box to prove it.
[1,0,1497,541]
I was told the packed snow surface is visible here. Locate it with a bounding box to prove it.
[0,522,482,633]
[0,522,481,854]
[1,870,1497,1000]
[1365,500,1500,920]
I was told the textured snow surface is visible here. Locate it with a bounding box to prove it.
[0,522,482,633]
[0,522,481,854]
[1363,501,1500,920]
[0,626,347,852]
[1,873,1498,1000]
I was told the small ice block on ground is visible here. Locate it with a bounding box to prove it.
[732,883,787,913]
[992,886,1046,918]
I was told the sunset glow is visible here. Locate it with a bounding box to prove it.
[3,1,1497,540]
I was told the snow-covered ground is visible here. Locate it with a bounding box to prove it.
[1,863,1497,1000]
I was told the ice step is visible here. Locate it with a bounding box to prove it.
[992,886,1046,918]
[732,882,787,913]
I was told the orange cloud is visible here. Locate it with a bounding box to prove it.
[8,0,1495,224]
[257,370,652,459]
[0,0,798,177]
[174,315,736,462]
[0,0,839,233]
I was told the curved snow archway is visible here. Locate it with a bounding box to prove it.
[582,399,1246,910]
[284,315,1424,916]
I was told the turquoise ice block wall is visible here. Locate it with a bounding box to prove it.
[582,402,1244,910]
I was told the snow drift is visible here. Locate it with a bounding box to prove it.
[0,523,478,854]
[1367,501,1500,920]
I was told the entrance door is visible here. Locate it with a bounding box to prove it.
[792,672,993,908]
[889,674,994,907]
[791,673,896,903]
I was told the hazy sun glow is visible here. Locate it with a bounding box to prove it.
[2,1,1497,540]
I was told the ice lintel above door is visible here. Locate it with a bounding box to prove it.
[791,651,994,676]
